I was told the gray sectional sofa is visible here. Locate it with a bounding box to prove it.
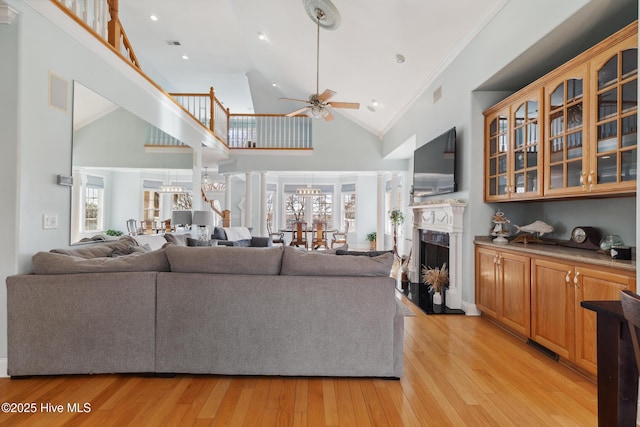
[6,241,404,378]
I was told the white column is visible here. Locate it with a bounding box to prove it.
[391,173,400,210]
[224,175,232,211]
[192,148,202,210]
[259,172,267,237]
[376,173,385,251]
[244,172,253,229]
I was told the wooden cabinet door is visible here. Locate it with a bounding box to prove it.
[544,64,590,197]
[498,251,531,337]
[509,89,544,200]
[531,258,575,360]
[484,109,511,201]
[589,35,637,195]
[573,265,636,375]
[475,247,499,318]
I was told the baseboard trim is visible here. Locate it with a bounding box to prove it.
[462,301,481,316]
[0,358,8,378]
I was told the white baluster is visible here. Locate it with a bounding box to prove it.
[71,0,80,16]
[82,0,88,25]
[92,0,99,32]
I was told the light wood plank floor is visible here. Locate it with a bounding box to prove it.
[0,293,597,426]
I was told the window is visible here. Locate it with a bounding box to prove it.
[266,184,277,228]
[284,193,305,225]
[143,190,160,222]
[385,177,403,233]
[312,194,332,223]
[83,174,104,232]
[342,193,356,232]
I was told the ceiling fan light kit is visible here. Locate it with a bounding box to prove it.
[280,0,359,122]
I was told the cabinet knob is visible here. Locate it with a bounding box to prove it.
[565,271,572,285]
[574,271,580,288]
[588,171,595,191]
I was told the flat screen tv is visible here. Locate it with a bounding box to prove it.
[413,127,456,197]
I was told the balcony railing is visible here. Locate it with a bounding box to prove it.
[51,0,313,151]
[171,89,312,150]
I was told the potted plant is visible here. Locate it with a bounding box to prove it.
[366,232,377,250]
[422,262,449,312]
[389,209,405,255]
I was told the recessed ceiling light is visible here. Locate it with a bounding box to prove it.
[396,54,406,64]
[258,32,266,41]
[182,54,189,60]
[150,14,158,21]
[372,100,379,107]
[272,83,278,87]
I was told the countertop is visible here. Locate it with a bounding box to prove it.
[474,235,636,273]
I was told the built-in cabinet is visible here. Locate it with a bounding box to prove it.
[484,21,637,202]
[475,246,531,336]
[475,242,636,376]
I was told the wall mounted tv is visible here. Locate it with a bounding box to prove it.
[413,127,457,197]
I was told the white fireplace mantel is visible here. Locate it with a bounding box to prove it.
[410,199,467,310]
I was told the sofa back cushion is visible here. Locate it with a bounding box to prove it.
[165,246,283,275]
[32,249,170,274]
[50,236,139,258]
[280,246,394,277]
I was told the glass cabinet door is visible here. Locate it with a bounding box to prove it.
[510,90,542,199]
[485,110,509,200]
[545,67,587,195]
[592,44,637,191]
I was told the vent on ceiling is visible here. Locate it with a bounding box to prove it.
[166,40,181,46]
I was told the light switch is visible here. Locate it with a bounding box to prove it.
[43,214,58,229]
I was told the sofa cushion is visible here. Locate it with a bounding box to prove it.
[50,236,138,258]
[335,249,393,257]
[32,249,170,274]
[212,227,227,240]
[166,245,283,275]
[164,232,192,246]
[131,234,168,251]
[280,246,393,277]
[186,238,218,247]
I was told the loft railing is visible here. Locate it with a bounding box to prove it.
[51,0,312,150]
[171,89,312,150]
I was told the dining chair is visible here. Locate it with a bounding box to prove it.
[331,220,349,248]
[126,219,138,235]
[290,221,307,248]
[620,290,640,374]
[312,221,328,250]
[267,220,285,246]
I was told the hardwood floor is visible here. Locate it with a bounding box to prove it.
[0,293,597,426]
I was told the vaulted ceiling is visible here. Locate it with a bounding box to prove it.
[117,0,508,137]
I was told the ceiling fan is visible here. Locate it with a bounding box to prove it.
[281,0,359,122]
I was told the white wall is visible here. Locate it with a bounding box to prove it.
[0,9,20,376]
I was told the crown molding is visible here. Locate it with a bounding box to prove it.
[0,2,18,24]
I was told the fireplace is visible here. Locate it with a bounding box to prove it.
[408,200,466,312]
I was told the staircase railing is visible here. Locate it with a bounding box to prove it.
[53,0,140,69]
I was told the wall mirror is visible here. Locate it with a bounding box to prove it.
[70,81,193,244]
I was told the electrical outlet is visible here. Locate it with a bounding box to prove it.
[43,214,58,230]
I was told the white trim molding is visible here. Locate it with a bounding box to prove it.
[0,2,19,24]
[0,358,8,378]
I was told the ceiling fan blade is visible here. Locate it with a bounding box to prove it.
[318,89,337,102]
[328,101,360,109]
[279,97,310,104]
[324,110,335,122]
[286,106,310,117]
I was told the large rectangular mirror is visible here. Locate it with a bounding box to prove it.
[71,82,193,244]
